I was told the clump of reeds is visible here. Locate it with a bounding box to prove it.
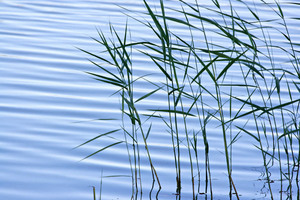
[78,0,300,199]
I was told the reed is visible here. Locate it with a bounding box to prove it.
[78,0,300,199]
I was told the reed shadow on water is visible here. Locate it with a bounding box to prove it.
[77,0,300,199]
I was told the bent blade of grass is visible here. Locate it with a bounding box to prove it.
[279,128,300,139]
[253,144,279,162]
[275,1,284,19]
[216,49,248,81]
[226,108,261,124]
[121,127,137,144]
[150,57,172,81]
[193,80,217,101]
[191,55,219,84]
[149,109,196,117]
[230,95,268,114]
[174,86,185,108]
[74,129,120,149]
[77,48,114,66]
[293,81,300,93]
[219,83,257,88]
[236,125,259,142]
[135,87,162,103]
[81,141,123,161]
[275,76,280,94]
[88,59,123,82]
[266,98,300,112]
[72,118,117,123]
[85,72,126,89]
[156,14,198,30]
[212,0,220,9]
[228,132,241,148]
[242,63,264,79]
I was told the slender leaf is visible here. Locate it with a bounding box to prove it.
[74,129,120,149]
[81,141,123,161]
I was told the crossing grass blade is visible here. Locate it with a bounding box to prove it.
[216,49,248,81]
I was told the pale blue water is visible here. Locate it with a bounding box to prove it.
[0,0,299,200]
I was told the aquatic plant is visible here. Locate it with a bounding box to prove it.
[78,0,300,199]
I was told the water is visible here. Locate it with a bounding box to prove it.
[1,0,299,200]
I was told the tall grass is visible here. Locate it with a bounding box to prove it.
[78,0,300,199]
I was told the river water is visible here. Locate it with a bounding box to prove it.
[0,0,299,200]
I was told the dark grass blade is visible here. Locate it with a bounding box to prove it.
[216,50,248,81]
[236,126,259,142]
[145,123,152,140]
[143,0,167,43]
[135,87,162,103]
[74,129,120,149]
[150,57,172,81]
[149,109,196,117]
[121,127,137,143]
[279,128,300,139]
[85,71,126,89]
[88,59,123,83]
[77,47,114,66]
[81,141,123,161]
[266,98,300,112]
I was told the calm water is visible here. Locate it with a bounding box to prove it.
[1,0,299,200]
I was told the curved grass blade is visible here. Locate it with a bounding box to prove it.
[85,71,126,89]
[77,48,114,66]
[279,129,300,139]
[81,141,123,161]
[88,59,123,83]
[150,57,172,81]
[266,98,300,112]
[236,126,259,142]
[135,87,162,103]
[149,109,196,117]
[74,129,120,149]
[216,49,248,81]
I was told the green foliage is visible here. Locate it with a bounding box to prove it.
[79,0,300,199]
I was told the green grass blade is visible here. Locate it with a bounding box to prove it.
[236,126,259,142]
[143,0,167,42]
[192,55,219,83]
[135,87,161,103]
[78,48,114,66]
[145,123,152,140]
[266,98,300,112]
[85,72,126,88]
[149,109,196,117]
[74,129,120,149]
[150,57,173,81]
[88,59,123,83]
[81,141,123,161]
[279,129,300,139]
[217,50,248,81]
